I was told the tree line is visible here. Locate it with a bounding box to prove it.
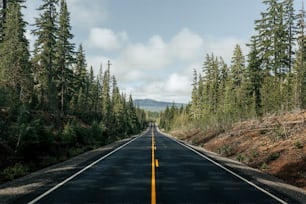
[160,0,306,131]
[0,0,146,180]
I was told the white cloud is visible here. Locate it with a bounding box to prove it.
[165,73,190,93]
[88,28,128,51]
[118,35,170,71]
[85,28,249,103]
[169,28,203,61]
[67,0,108,29]
[71,26,252,103]
[22,1,250,103]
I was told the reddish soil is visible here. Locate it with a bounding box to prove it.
[171,111,306,190]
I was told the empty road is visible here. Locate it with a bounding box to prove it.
[18,125,288,204]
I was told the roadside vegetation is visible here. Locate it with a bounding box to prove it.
[159,0,306,189]
[0,0,147,183]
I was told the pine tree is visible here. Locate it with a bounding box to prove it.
[252,0,296,112]
[218,57,230,116]
[101,60,111,121]
[247,37,263,116]
[295,3,306,108]
[282,0,296,73]
[190,69,198,119]
[55,0,75,114]
[202,54,220,114]
[0,0,32,104]
[230,44,249,118]
[71,44,87,112]
[0,0,6,42]
[32,0,59,111]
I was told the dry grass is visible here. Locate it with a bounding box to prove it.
[171,110,306,190]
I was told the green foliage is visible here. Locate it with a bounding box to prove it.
[0,0,32,105]
[0,0,147,183]
[159,0,306,142]
[270,122,288,141]
[217,145,233,157]
[294,140,304,149]
[268,152,281,161]
[261,162,269,170]
[55,0,75,114]
[2,163,29,181]
[236,154,247,162]
[61,123,77,144]
[251,150,259,158]
[32,0,59,111]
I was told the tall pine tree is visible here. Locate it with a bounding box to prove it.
[0,0,32,104]
[55,0,75,114]
[32,0,59,111]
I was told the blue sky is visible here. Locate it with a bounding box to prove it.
[23,0,302,103]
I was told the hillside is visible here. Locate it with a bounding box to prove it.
[170,111,306,190]
[134,99,185,112]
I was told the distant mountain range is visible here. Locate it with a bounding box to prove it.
[134,99,185,112]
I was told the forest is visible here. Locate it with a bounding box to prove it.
[160,0,306,132]
[0,0,147,181]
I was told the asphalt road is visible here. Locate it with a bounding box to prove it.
[20,125,288,204]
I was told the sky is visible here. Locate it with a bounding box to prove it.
[22,0,302,103]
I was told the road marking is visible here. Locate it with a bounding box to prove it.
[151,128,156,204]
[165,134,288,204]
[27,131,147,204]
[155,159,159,168]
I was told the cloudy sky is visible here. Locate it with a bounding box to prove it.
[22,0,301,103]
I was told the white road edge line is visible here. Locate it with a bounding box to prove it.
[159,130,288,204]
[27,131,147,204]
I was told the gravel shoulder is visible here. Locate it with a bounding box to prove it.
[0,132,144,204]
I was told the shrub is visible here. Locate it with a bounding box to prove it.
[294,140,304,149]
[268,152,280,161]
[217,145,233,156]
[236,154,246,162]
[2,163,29,181]
[89,121,106,145]
[261,162,269,170]
[61,123,77,145]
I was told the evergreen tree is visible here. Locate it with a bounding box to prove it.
[229,44,249,118]
[32,0,59,111]
[282,0,296,73]
[202,54,219,114]
[101,61,111,121]
[71,44,87,112]
[190,69,198,119]
[252,0,297,112]
[55,0,75,114]
[295,3,306,108]
[247,37,263,116]
[217,57,229,115]
[0,0,32,104]
[0,0,6,42]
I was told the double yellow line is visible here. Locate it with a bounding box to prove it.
[151,128,158,204]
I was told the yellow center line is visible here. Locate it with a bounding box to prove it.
[151,128,156,204]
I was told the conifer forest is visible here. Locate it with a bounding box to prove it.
[160,0,306,132]
[0,0,146,181]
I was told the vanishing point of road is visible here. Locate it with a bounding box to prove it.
[19,125,289,204]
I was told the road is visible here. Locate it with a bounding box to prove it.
[20,125,288,204]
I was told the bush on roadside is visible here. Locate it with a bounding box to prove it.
[2,163,29,181]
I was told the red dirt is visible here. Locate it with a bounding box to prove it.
[171,111,306,190]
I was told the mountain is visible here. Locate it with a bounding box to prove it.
[134,99,185,112]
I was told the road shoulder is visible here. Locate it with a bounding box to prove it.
[0,132,144,204]
[158,128,306,204]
